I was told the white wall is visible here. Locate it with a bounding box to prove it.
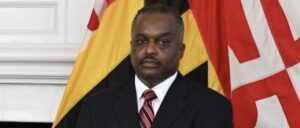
[0,0,96,122]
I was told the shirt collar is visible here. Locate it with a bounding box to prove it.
[135,72,178,102]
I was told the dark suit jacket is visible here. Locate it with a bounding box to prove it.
[75,73,233,128]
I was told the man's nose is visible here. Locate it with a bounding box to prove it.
[145,40,158,54]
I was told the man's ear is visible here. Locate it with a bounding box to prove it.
[130,40,133,47]
[179,42,185,59]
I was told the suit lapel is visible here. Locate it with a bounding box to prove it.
[152,74,189,128]
[113,80,139,128]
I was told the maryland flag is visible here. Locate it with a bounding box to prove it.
[53,0,300,128]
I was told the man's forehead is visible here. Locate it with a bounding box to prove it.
[136,13,176,23]
[133,13,178,32]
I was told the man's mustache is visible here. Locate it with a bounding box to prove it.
[140,56,161,65]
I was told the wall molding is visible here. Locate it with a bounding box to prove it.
[0,0,65,44]
[0,1,58,33]
[0,43,80,85]
[0,0,95,122]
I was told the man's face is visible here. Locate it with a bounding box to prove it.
[130,13,185,86]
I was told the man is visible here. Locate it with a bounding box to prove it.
[76,4,233,128]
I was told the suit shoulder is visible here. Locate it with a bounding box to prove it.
[181,78,233,127]
[184,78,231,108]
[82,80,129,106]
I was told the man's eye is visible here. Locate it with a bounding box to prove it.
[136,39,146,44]
[157,40,169,45]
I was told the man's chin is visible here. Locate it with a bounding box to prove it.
[138,70,160,78]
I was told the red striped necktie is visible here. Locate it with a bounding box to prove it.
[139,89,157,128]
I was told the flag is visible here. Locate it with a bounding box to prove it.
[189,0,300,127]
[52,0,224,127]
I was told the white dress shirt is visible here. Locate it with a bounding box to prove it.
[135,72,178,115]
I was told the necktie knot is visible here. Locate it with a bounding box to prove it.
[142,90,157,102]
